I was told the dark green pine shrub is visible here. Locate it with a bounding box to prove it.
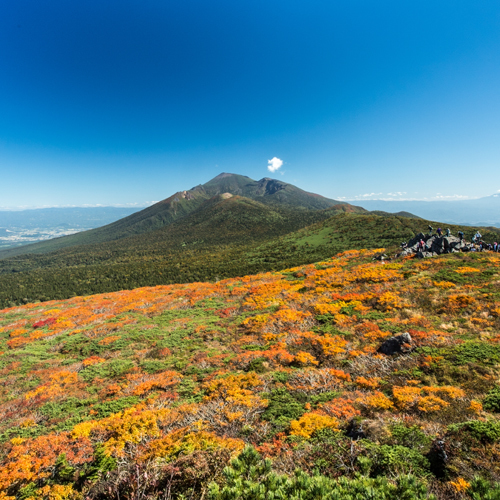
[208,446,435,500]
[483,387,500,413]
[361,443,431,478]
[261,388,305,428]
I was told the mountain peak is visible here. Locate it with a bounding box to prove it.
[209,172,250,182]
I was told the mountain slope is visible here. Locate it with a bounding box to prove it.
[2,248,500,498]
[0,194,339,277]
[0,173,343,259]
[0,209,498,308]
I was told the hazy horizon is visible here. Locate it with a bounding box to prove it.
[0,179,499,211]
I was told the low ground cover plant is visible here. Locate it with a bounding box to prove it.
[1,249,500,498]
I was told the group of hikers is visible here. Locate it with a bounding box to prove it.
[401,225,500,253]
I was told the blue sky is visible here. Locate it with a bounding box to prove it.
[1,0,500,208]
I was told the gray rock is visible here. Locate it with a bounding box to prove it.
[416,250,435,258]
[377,332,412,355]
[407,233,426,248]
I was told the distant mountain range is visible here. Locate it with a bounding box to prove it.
[354,194,500,227]
[0,206,145,229]
[0,206,145,250]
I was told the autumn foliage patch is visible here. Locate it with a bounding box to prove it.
[1,248,500,498]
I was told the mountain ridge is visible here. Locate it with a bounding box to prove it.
[354,194,500,226]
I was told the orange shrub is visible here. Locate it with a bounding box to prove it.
[355,376,380,390]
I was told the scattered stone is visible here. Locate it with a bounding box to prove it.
[377,332,412,355]
[346,419,366,439]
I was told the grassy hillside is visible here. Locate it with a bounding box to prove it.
[1,248,500,498]
[0,212,498,309]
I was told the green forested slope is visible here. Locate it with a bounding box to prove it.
[0,209,497,309]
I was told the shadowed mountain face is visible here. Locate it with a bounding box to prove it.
[201,173,336,210]
[0,173,345,258]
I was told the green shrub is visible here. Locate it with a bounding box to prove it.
[362,443,431,478]
[40,397,96,419]
[139,359,169,374]
[483,387,500,413]
[92,396,139,418]
[81,444,117,481]
[261,388,305,427]
[452,343,500,366]
[18,483,38,500]
[53,453,75,483]
[80,359,135,382]
[310,391,340,407]
[469,477,500,500]
[208,446,435,500]
[272,371,290,383]
[389,424,431,451]
[246,357,268,373]
[448,420,500,444]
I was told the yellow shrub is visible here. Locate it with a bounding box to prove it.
[455,267,480,274]
[449,477,470,493]
[363,391,394,411]
[294,351,318,366]
[290,413,339,439]
[393,386,421,410]
[468,400,483,414]
[142,428,244,461]
[417,395,450,412]
[433,281,456,288]
[37,484,81,500]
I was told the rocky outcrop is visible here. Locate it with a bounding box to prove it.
[399,232,473,258]
[377,332,413,355]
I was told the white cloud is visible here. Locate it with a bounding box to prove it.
[356,193,383,198]
[433,194,471,200]
[267,157,283,173]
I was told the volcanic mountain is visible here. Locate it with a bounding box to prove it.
[0,173,352,258]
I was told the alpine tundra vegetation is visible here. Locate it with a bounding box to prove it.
[1,248,500,498]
